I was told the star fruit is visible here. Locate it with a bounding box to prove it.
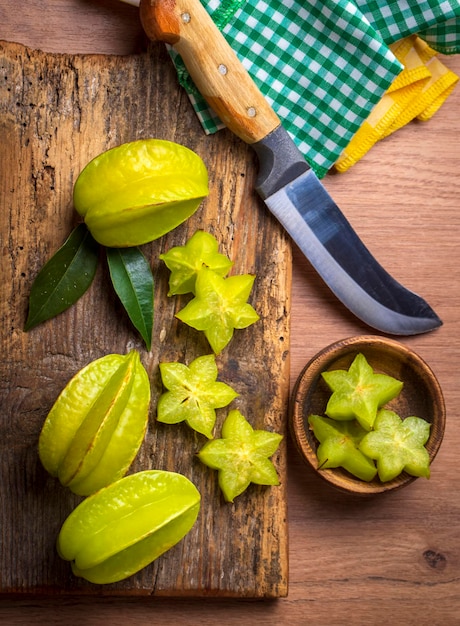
[73,139,209,247]
[38,351,150,496]
[175,267,259,355]
[322,353,403,431]
[160,230,233,295]
[198,409,283,502]
[57,470,200,584]
[308,414,377,481]
[157,354,239,439]
[359,409,431,482]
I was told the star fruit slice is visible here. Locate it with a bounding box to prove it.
[160,230,233,295]
[176,267,259,355]
[308,414,377,481]
[157,354,238,439]
[198,409,283,502]
[322,353,403,431]
[359,409,431,482]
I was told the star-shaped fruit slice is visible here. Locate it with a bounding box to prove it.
[198,409,283,502]
[308,414,377,481]
[160,230,233,295]
[322,353,403,430]
[359,409,431,482]
[157,354,238,439]
[176,268,260,354]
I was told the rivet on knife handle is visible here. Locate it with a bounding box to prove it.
[140,0,280,144]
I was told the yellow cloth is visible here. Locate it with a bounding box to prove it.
[334,35,459,173]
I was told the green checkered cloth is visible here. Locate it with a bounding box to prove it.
[169,0,460,178]
[420,17,460,54]
[355,0,460,52]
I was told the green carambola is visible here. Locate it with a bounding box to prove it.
[308,414,377,482]
[359,409,431,482]
[176,268,259,355]
[322,353,403,431]
[74,139,209,247]
[198,409,283,502]
[39,351,150,496]
[57,470,201,584]
[160,230,233,296]
[157,354,238,439]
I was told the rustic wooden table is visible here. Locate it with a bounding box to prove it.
[1,1,459,624]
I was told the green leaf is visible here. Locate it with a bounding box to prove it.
[106,247,154,350]
[24,223,99,331]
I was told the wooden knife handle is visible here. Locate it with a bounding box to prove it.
[139,0,281,144]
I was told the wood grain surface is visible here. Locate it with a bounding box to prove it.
[0,40,289,598]
[1,2,460,624]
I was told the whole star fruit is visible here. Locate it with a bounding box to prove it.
[73,139,209,247]
[198,409,283,502]
[308,414,377,481]
[175,267,260,354]
[322,353,403,431]
[38,350,150,496]
[157,354,239,439]
[359,409,431,482]
[57,470,201,584]
[160,230,233,296]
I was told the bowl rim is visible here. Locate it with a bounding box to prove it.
[289,335,446,495]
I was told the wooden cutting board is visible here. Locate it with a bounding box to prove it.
[0,41,290,598]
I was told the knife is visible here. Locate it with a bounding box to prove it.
[139,0,442,335]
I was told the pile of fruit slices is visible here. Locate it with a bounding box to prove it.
[308,353,431,482]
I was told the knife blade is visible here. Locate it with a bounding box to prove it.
[139,0,442,335]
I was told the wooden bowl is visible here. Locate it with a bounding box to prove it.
[290,336,446,495]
